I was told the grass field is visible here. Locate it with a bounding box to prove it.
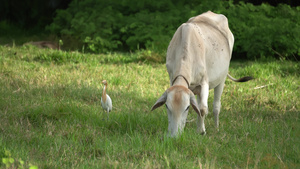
[0,46,299,168]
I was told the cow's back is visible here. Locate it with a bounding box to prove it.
[166,11,234,90]
[187,11,234,54]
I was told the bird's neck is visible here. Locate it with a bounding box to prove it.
[102,84,107,102]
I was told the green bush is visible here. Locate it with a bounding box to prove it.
[47,0,223,52]
[224,2,300,59]
[47,0,300,60]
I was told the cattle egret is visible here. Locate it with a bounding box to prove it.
[101,80,112,119]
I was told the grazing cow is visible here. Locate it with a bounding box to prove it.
[151,11,252,137]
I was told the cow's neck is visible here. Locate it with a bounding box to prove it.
[172,75,189,88]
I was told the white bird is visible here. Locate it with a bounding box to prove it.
[101,80,112,120]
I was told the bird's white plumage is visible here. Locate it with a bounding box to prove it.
[101,94,112,112]
[101,80,112,119]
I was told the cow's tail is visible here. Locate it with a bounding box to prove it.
[227,74,253,82]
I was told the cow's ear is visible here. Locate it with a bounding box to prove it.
[190,93,200,116]
[151,91,167,111]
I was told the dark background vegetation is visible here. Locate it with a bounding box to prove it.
[0,0,299,60]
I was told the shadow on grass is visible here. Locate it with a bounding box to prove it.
[29,49,166,65]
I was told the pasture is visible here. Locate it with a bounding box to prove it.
[0,46,299,168]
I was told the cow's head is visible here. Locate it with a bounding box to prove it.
[151,85,200,137]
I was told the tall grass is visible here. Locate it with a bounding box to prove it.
[0,46,299,168]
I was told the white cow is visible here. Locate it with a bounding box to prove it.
[151,11,252,137]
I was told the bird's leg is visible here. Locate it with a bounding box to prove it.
[107,108,110,120]
[102,109,105,121]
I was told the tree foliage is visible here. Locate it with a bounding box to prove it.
[47,0,300,59]
[226,2,300,59]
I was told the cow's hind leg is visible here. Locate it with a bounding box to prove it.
[197,82,209,135]
[213,80,225,130]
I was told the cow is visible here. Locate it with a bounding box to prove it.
[151,11,252,137]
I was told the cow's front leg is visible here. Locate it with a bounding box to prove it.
[197,111,206,135]
[196,82,209,135]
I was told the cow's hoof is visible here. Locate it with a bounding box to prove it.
[198,129,206,135]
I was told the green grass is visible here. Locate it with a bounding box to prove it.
[0,46,299,168]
